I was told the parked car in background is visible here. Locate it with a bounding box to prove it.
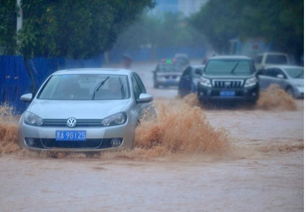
[19,68,153,151]
[197,56,259,104]
[153,59,183,88]
[258,65,304,98]
[178,65,205,97]
[174,53,190,68]
[254,52,289,70]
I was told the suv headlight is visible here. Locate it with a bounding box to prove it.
[101,112,127,127]
[199,77,212,87]
[24,111,43,126]
[244,77,257,87]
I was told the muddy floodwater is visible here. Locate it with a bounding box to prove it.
[0,61,303,212]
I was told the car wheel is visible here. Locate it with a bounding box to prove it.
[286,87,295,98]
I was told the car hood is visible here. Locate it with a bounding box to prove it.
[27,99,132,119]
[203,74,254,80]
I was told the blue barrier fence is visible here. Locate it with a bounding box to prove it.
[0,55,104,113]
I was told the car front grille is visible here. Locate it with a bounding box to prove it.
[42,119,102,127]
[25,138,122,149]
[212,80,244,88]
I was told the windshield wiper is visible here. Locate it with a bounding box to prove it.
[230,62,239,74]
[91,77,110,100]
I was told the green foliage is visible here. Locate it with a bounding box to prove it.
[114,12,206,50]
[190,0,303,60]
[0,0,17,54]
[0,0,154,58]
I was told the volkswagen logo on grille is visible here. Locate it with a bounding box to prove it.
[66,117,77,128]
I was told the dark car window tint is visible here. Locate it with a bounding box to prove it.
[131,75,142,99]
[266,55,288,64]
[274,69,286,77]
[133,73,146,93]
[205,59,254,76]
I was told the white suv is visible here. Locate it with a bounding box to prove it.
[254,52,289,70]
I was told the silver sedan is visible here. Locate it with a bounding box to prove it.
[18,68,153,151]
[258,65,304,98]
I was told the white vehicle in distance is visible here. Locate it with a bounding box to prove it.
[258,65,304,99]
[255,52,290,70]
[18,68,153,151]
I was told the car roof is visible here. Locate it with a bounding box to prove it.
[209,55,251,60]
[53,68,132,75]
[264,65,303,69]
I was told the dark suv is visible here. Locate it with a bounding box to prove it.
[197,56,259,104]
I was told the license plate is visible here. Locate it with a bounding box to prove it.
[220,91,235,97]
[55,130,86,141]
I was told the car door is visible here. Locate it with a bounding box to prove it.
[273,68,287,89]
[259,68,285,90]
[178,66,192,96]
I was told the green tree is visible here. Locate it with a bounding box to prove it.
[190,0,303,62]
[114,12,206,55]
[0,0,17,54]
[17,0,154,59]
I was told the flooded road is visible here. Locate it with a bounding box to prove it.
[0,61,303,212]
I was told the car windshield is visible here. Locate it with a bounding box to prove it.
[38,74,130,100]
[284,67,304,79]
[204,59,254,76]
[158,63,181,72]
[266,55,288,64]
[175,57,189,67]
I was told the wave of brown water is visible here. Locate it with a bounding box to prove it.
[134,99,229,157]
[256,84,297,111]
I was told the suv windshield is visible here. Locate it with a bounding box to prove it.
[38,74,130,100]
[284,67,304,79]
[266,55,288,64]
[204,59,254,76]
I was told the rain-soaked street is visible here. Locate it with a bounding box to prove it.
[0,61,303,212]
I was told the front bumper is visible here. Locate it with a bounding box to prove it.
[155,79,180,86]
[18,120,135,152]
[198,85,259,102]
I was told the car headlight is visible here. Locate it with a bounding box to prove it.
[23,111,43,126]
[244,77,257,87]
[199,77,212,87]
[101,112,127,127]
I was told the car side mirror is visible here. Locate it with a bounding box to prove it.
[20,93,33,102]
[137,93,153,103]
[276,74,285,79]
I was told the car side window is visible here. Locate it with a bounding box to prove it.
[274,69,286,78]
[133,73,146,94]
[265,68,277,77]
[131,75,142,99]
